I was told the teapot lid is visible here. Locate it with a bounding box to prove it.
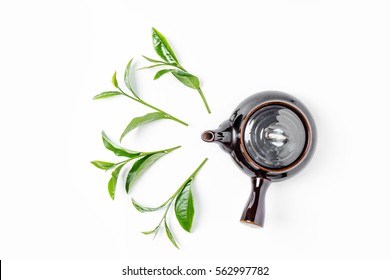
[241,101,311,173]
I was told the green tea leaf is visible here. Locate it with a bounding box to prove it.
[164,220,179,249]
[91,160,116,170]
[142,225,160,235]
[112,71,119,88]
[120,112,169,142]
[175,179,195,232]
[152,27,179,64]
[153,69,200,90]
[102,131,141,159]
[154,69,174,80]
[142,55,166,64]
[108,163,126,200]
[172,70,200,89]
[124,58,134,92]
[123,58,140,99]
[132,198,169,213]
[93,91,122,100]
[138,64,167,70]
[125,152,167,192]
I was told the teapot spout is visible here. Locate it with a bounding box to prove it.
[201,120,233,152]
[201,130,217,142]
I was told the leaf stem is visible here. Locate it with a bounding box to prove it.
[116,158,132,166]
[142,145,181,156]
[118,88,188,126]
[150,194,175,235]
[189,157,208,178]
[175,64,187,72]
[158,64,211,114]
[139,158,208,247]
[196,88,211,114]
[156,157,208,216]
[138,99,188,126]
[161,197,174,225]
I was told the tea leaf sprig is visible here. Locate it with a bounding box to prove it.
[92,28,210,248]
[93,58,188,142]
[141,28,211,114]
[91,131,181,199]
[132,158,208,248]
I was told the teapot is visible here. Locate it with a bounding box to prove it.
[202,91,316,227]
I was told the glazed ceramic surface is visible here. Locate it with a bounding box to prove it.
[202,91,316,226]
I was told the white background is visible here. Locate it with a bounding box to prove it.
[1,0,390,277]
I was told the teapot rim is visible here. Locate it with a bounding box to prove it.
[239,100,314,173]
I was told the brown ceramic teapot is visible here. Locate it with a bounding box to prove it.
[202,91,316,227]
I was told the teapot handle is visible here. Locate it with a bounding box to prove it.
[240,177,271,227]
